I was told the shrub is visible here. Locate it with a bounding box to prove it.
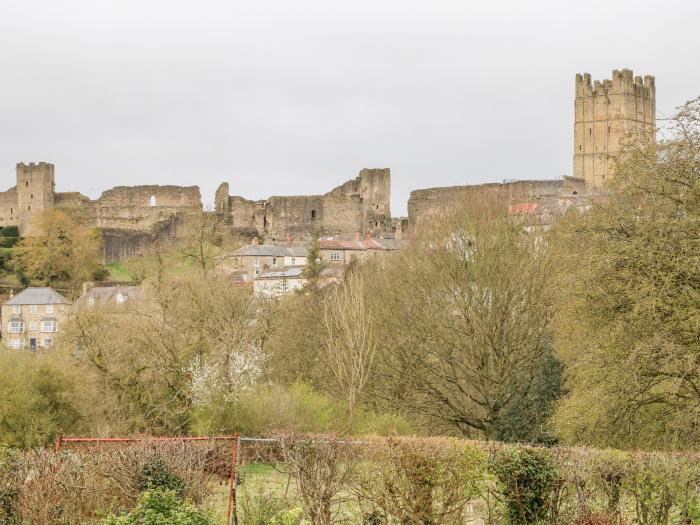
[92,265,110,281]
[237,490,289,525]
[489,445,559,525]
[97,489,212,525]
[137,456,186,498]
[357,438,487,525]
[0,227,19,238]
[0,448,23,525]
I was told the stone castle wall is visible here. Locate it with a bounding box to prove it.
[0,186,18,228]
[408,178,587,228]
[218,168,392,242]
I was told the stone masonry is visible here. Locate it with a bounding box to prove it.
[0,68,658,259]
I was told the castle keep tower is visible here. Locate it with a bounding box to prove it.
[574,69,655,189]
[16,162,55,236]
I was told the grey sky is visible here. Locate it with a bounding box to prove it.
[1,0,698,215]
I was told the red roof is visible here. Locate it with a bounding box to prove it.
[508,202,538,215]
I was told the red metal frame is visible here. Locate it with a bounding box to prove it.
[54,433,240,525]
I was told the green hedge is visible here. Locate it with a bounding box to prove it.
[0,226,19,238]
[0,237,18,248]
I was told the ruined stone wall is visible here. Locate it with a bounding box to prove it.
[574,69,655,189]
[54,185,203,232]
[408,179,576,228]
[0,186,17,228]
[100,215,186,263]
[219,168,391,241]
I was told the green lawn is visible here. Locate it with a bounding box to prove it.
[106,262,133,282]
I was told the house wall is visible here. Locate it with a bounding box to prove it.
[1,303,69,349]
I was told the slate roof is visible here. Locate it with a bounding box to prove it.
[74,285,142,309]
[5,287,71,306]
[257,267,305,279]
[319,238,405,251]
[227,245,308,258]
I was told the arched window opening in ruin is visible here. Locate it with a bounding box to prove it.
[149,195,157,207]
[28,205,31,211]
[30,194,33,199]
[311,210,317,219]
[376,204,379,210]
[25,181,29,187]
[375,221,378,228]
[10,208,12,215]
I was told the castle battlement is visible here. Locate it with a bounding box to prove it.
[576,69,655,99]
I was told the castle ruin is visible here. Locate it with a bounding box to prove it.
[0,69,657,261]
[407,68,656,227]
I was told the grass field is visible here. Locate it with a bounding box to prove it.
[105,261,133,281]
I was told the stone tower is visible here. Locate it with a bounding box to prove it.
[358,168,391,235]
[574,69,655,189]
[16,162,55,236]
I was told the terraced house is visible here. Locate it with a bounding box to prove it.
[1,287,71,350]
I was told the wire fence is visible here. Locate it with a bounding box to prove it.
[54,434,239,525]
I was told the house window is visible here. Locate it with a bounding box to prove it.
[330,253,341,262]
[41,321,57,333]
[46,304,54,314]
[30,321,37,331]
[253,257,260,276]
[10,339,24,350]
[291,258,296,266]
[8,322,24,334]
[12,305,20,315]
[29,304,37,314]
[43,338,54,347]
[272,257,278,268]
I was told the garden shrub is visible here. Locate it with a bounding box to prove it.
[137,456,186,498]
[357,438,487,525]
[97,489,212,525]
[489,445,559,525]
[238,490,289,525]
[0,448,23,525]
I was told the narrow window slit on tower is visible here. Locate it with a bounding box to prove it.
[311,210,317,219]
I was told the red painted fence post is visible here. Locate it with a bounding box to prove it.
[226,433,239,525]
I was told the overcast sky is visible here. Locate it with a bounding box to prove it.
[1,0,698,215]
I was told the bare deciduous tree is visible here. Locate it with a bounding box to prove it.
[322,271,377,426]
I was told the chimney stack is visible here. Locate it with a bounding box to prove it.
[354,231,361,241]
[251,237,259,246]
[365,231,372,240]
